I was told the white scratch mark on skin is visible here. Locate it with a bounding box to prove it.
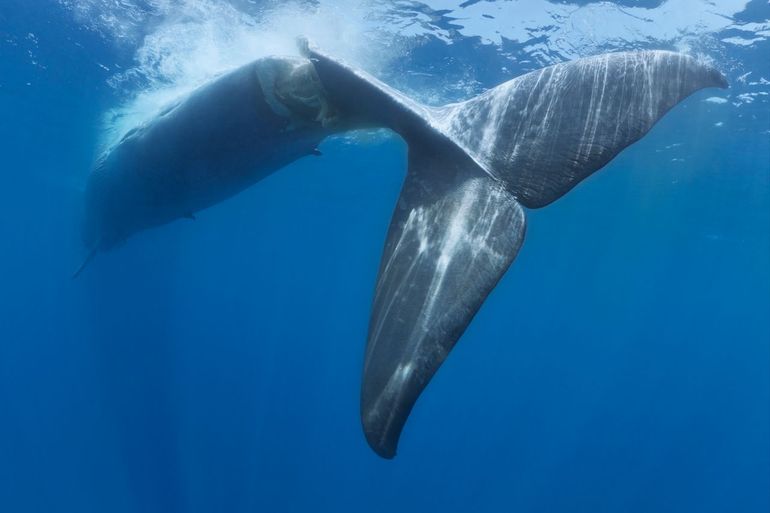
[364,360,415,447]
[366,178,520,416]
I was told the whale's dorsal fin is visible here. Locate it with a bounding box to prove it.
[361,144,525,458]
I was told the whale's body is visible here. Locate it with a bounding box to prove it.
[84,57,335,250]
[83,43,727,458]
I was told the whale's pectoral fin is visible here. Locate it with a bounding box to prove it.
[72,248,97,279]
[362,146,525,458]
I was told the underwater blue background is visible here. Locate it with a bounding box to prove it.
[1,1,769,512]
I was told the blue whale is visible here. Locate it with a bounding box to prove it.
[81,41,727,458]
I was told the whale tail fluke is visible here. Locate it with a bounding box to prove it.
[435,51,729,208]
[303,42,727,458]
[360,146,526,458]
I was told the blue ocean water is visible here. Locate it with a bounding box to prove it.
[1,1,769,512]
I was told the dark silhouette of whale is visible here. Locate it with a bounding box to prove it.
[80,41,727,458]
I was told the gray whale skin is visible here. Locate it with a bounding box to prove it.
[82,41,727,458]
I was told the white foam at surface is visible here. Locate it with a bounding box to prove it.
[59,0,405,152]
[55,0,770,152]
[722,36,766,46]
